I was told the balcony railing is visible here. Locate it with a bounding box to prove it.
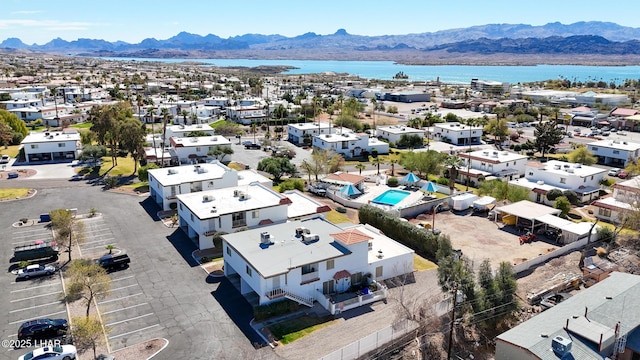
[300,271,320,284]
[204,229,217,237]
[232,220,247,228]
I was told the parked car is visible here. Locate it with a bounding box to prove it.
[608,168,622,177]
[0,154,10,163]
[18,345,77,360]
[241,140,253,146]
[618,171,629,179]
[244,143,261,150]
[16,264,56,280]
[13,242,59,262]
[18,318,68,341]
[96,254,130,271]
[610,128,618,133]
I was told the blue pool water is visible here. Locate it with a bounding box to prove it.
[372,190,411,206]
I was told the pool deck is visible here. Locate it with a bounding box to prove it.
[351,185,426,209]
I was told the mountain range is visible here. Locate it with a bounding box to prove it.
[4,21,640,64]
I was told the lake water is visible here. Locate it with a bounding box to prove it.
[102,57,640,84]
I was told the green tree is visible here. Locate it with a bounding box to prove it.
[554,196,571,217]
[0,109,28,137]
[484,118,509,142]
[118,118,146,173]
[79,130,96,145]
[545,188,563,202]
[50,209,85,263]
[67,259,111,317]
[534,121,564,158]
[187,130,210,137]
[257,157,297,182]
[138,163,159,182]
[207,145,234,162]
[478,179,530,202]
[0,121,12,149]
[71,316,109,360]
[401,151,445,179]
[568,145,597,165]
[396,134,423,149]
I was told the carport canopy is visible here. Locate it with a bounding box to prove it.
[535,213,574,229]
[495,200,562,230]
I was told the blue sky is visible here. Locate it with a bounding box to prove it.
[2,0,639,44]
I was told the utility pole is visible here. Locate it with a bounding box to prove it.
[447,283,459,360]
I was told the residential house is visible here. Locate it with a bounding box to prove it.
[313,131,389,158]
[377,91,430,103]
[470,78,508,94]
[376,125,425,145]
[287,122,343,145]
[457,149,528,184]
[203,97,229,109]
[21,129,81,162]
[431,122,483,146]
[169,135,232,164]
[147,161,272,211]
[587,139,640,167]
[165,124,215,140]
[509,160,605,204]
[226,105,268,125]
[592,178,640,224]
[610,107,640,131]
[495,272,640,360]
[222,217,414,313]
[176,182,330,250]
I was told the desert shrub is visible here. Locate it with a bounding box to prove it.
[437,177,449,186]
[387,176,399,187]
[254,300,302,321]
[546,189,563,202]
[336,207,347,214]
[278,179,304,193]
[562,190,580,204]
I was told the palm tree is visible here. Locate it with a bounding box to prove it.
[444,155,465,193]
[181,110,189,125]
[355,163,366,175]
[370,156,383,175]
[370,98,377,132]
[146,106,157,149]
[160,108,170,167]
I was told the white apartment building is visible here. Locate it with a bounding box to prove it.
[169,136,232,164]
[21,129,81,162]
[509,160,606,204]
[375,125,425,145]
[177,182,330,249]
[587,139,640,167]
[165,124,215,140]
[287,122,343,145]
[457,149,528,184]
[431,122,483,146]
[203,97,229,108]
[313,132,389,158]
[147,161,272,211]
[592,178,640,224]
[222,218,414,313]
[226,106,268,125]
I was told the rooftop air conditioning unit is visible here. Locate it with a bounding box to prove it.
[537,180,544,185]
[482,151,489,156]
[301,233,320,243]
[211,137,217,141]
[567,168,574,173]
[623,141,628,145]
[260,232,273,245]
[295,227,311,237]
[551,336,572,357]
[203,195,214,202]
[233,190,240,197]
[554,165,561,170]
[168,169,178,175]
[377,249,384,259]
[240,193,250,200]
[575,164,582,168]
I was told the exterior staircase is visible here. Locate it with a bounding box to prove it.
[267,288,314,307]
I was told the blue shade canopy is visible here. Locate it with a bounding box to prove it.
[340,184,361,196]
[421,181,439,193]
[402,172,421,183]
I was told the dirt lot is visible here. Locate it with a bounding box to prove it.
[424,210,560,269]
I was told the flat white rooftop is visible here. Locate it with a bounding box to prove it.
[317,132,360,142]
[171,136,231,147]
[22,130,80,144]
[462,149,527,163]
[167,124,215,134]
[377,125,425,135]
[288,122,333,130]
[588,139,640,151]
[177,182,289,220]
[536,160,606,178]
[148,162,232,186]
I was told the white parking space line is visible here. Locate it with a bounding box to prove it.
[11,290,62,302]
[82,243,117,251]
[10,301,62,313]
[109,275,135,283]
[98,293,142,304]
[102,302,148,315]
[9,311,66,324]
[11,282,60,291]
[12,228,50,235]
[98,284,137,294]
[11,237,52,245]
[109,324,160,340]
[83,230,112,236]
[82,238,115,245]
[105,313,153,327]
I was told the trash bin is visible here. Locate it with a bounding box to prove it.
[40,214,51,222]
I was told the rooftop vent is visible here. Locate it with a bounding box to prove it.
[233,190,241,197]
[554,164,562,170]
[301,233,319,243]
[239,192,250,200]
[574,164,582,168]
[377,249,384,259]
[551,336,572,357]
[537,180,544,185]
[567,168,574,173]
[295,227,311,237]
[202,194,214,202]
[623,141,628,145]
[482,151,489,156]
[167,169,178,175]
[210,206,217,213]
[260,232,273,245]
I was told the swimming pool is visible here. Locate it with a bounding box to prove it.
[371,189,411,206]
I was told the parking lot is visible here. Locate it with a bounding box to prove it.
[2,224,67,358]
[0,187,262,360]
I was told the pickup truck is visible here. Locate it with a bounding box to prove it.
[13,242,59,262]
[96,254,130,271]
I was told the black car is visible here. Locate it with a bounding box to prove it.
[18,318,68,341]
[244,143,261,150]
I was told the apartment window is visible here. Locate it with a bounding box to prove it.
[326,259,334,270]
[513,161,516,165]
[598,207,611,217]
[170,186,176,196]
[58,143,66,147]
[591,176,594,180]
[481,162,486,166]
[252,210,259,219]
[232,212,246,228]
[584,178,587,182]
[30,144,38,149]
[226,246,231,256]
[196,147,202,152]
[301,264,316,275]
[528,172,533,176]
[560,178,566,184]
[190,213,194,221]
[375,266,383,278]
[246,265,252,277]
[591,146,598,151]
[179,203,183,210]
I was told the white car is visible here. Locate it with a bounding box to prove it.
[18,345,77,360]
[16,264,56,280]
[0,154,10,163]
[608,168,622,177]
